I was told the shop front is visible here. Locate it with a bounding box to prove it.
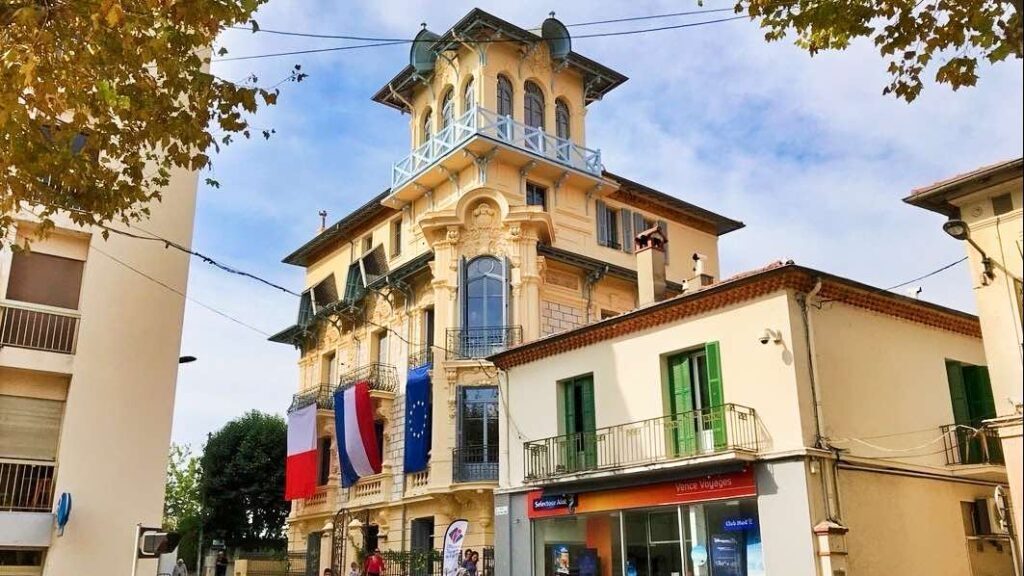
[527,467,764,576]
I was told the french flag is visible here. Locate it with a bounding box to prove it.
[285,404,318,501]
[334,381,382,487]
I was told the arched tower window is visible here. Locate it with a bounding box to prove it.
[440,88,455,130]
[556,99,570,140]
[496,75,513,118]
[420,109,433,145]
[524,81,545,129]
[463,77,476,113]
[463,256,506,330]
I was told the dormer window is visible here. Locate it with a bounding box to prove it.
[555,99,570,141]
[497,75,513,118]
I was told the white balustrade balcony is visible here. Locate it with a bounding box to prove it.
[391,105,603,191]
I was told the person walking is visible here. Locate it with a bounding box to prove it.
[364,548,386,576]
[172,559,189,576]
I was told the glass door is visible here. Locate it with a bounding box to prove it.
[621,509,685,576]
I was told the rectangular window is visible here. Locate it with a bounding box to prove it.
[362,234,373,254]
[411,517,436,552]
[390,219,403,258]
[374,330,389,364]
[992,193,1014,216]
[317,436,332,486]
[526,182,548,210]
[6,251,85,309]
[0,395,64,460]
[321,352,337,385]
[595,200,621,249]
[456,386,499,481]
[560,375,596,472]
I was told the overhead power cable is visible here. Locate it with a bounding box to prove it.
[212,15,748,62]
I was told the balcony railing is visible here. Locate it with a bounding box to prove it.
[0,301,80,354]
[452,445,498,483]
[524,404,758,481]
[392,105,603,189]
[289,363,399,412]
[1,459,56,512]
[408,344,434,368]
[941,423,1005,466]
[446,326,522,359]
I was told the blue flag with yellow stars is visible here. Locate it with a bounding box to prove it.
[404,362,432,473]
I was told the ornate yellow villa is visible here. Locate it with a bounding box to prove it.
[270,8,742,572]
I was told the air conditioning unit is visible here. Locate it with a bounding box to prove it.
[975,498,1008,535]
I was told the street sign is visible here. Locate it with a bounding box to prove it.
[137,527,182,558]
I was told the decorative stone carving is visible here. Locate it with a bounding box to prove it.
[461,201,508,258]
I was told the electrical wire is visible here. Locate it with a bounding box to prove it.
[89,244,273,337]
[819,256,968,304]
[212,15,748,62]
[828,424,977,454]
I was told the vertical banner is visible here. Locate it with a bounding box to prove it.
[441,519,469,576]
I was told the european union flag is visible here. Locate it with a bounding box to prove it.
[404,363,432,473]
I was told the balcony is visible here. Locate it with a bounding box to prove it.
[524,404,759,482]
[1,460,56,512]
[289,363,400,412]
[390,105,603,195]
[404,467,430,497]
[408,344,434,368]
[941,424,1005,467]
[446,326,522,359]
[0,300,79,355]
[452,445,498,483]
[348,472,391,507]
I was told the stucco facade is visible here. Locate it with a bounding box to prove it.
[490,265,1014,575]
[1,165,198,575]
[905,159,1023,562]
[271,9,742,574]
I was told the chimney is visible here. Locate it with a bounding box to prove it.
[635,225,668,306]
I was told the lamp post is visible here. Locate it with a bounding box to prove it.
[942,219,996,282]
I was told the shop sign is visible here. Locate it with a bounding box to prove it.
[532,493,577,512]
[527,467,756,518]
[723,517,758,531]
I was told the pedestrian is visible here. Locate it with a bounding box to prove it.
[323,569,334,576]
[347,561,360,576]
[364,548,386,576]
[172,558,189,576]
[464,550,478,576]
[214,551,229,576]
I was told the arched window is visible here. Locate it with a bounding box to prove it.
[420,109,433,145]
[463,77,476,113]
[556,99,570,140]
[496,75,513,118]
[463,256,506,330]
[440,88,455,130]
[524,81,545,129]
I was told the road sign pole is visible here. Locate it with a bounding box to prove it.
[130,523,141,576]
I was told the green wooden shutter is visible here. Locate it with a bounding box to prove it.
[705,341,726,448]
[562,381,577,471]
[963,365,997,421]
[595,200,609,246]
[580,376,597,468]
[668,354,696,456]
[946,360,971,425]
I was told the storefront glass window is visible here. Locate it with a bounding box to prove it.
[534,513,623,576]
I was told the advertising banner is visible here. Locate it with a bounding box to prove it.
[441,519,469,576]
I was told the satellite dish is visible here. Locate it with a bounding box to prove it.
[410,26,440,75]
[542,15,571,63]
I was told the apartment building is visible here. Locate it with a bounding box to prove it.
[0,164,198,575]
[269,9,741,573]
[905,158,1023,558]
[490,253,1016,576]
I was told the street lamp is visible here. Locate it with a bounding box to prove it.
[178,355,198,364]
[942,219,995,282]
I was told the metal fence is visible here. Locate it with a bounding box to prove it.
[380,547,494,576]
[0,459,56,512]
[289,363,400,412]
[940,423,1005,466]
[0,301,79,354]
[452,445,499,483]
[524,404,759,480]
[446,326,522,359]
[408,344,433,368]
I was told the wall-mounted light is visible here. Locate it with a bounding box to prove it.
[943,219,995,283]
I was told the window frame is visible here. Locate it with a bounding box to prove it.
[497,75,514,118]
[526,181,548,211]
[524,81,545,130]
[390,218,403,258]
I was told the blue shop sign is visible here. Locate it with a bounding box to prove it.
[723,517,758,531]
[533,494,577,512]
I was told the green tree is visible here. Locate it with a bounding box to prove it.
[740,0,1023,101]
[165,443,203,569]
[200,411,288,549]
[0,0,301,242]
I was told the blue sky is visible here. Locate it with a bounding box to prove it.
[170,0,1024,448]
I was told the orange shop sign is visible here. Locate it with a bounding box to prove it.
[527,467,756,519]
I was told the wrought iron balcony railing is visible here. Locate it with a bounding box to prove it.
[0,300,80,355]
[289,363,399,412]
[940,423,1005,466]
[1,459,56,512]
[408,344,434,368]
[452,445,498,483]
[391,105,603,189]
[446,326,522,359]
[524,404,758,481]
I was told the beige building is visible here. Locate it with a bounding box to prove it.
[905,158,1023,561]
[269,9,742,573]
[0,165,198,575]
[490,259,1016,576]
